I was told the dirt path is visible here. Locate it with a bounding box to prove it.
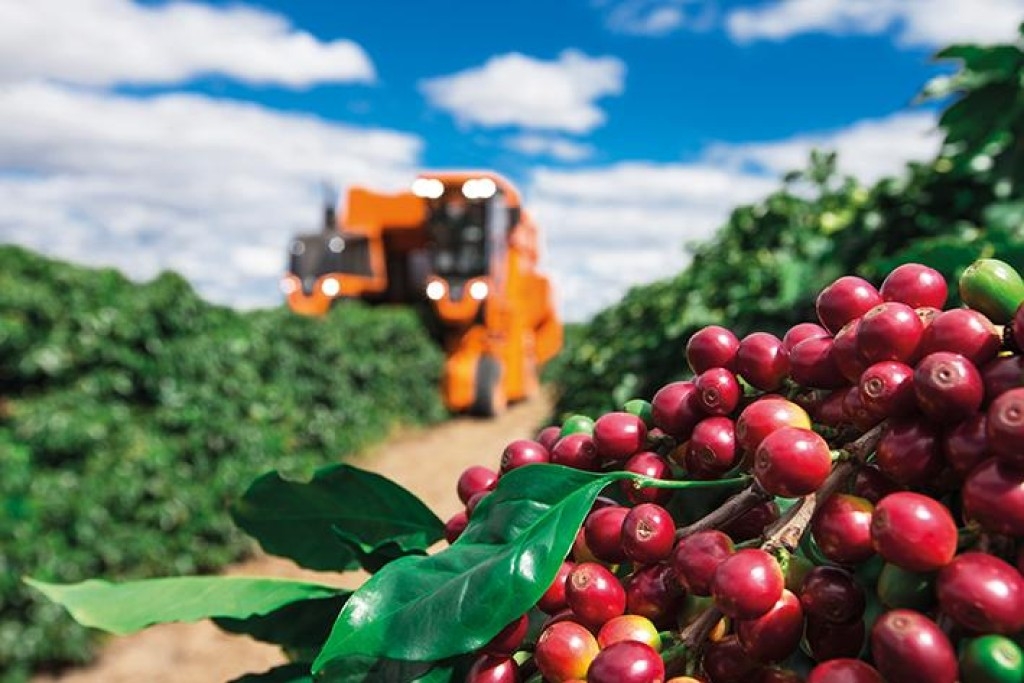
[32,393,554,683]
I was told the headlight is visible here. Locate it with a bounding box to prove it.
[462,178,497,200]
[469,281,489,300]
[279,277,298,295]
[289,240,306,255]
[426,280,447,301]
[412,178,445,199]
[327,236,345,253]
[320,277,341,297]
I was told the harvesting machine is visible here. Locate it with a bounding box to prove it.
[281,171,563,416]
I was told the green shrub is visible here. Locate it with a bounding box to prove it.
[0,246,447,681]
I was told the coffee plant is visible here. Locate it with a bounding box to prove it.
[549,26,1024,420]
[30,256,1024,683]
[0,246,446,681]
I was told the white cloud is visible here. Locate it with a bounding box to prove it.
[528,110,941,321]
[504,134,595,162]
[0,83,421,308]
[727,0,1024,47]
[0,0,375,88]
[600,0,715,36]
[419,50,626,133]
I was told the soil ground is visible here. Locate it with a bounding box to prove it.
[31,393,553,683]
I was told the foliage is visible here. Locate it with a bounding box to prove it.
[0,247,446,681]
[548,27,1024,419]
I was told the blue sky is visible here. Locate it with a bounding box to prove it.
[1,0,1022,320]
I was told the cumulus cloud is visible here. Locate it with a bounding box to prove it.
[0,83,421,308]
[727,0,1024,47]
[419,50,626,133]
[504,134,595,162]
[529,111,941,321]
[0,0,375,88]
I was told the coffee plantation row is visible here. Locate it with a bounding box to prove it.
[0,246,447,682]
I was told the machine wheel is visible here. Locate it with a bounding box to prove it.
[472,356,507,417]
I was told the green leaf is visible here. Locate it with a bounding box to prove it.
[318,655,472,682]
[214,593,349,651]
[25,576,343,635]
[229,663,314,683]
[312,464,618,671]
[331,529,428,574]
[232,464,445,572]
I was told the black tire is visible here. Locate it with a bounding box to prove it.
[471,356,506,417]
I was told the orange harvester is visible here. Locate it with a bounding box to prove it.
[281,171,563,416]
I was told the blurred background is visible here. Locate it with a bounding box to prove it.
[4,1,1024,681]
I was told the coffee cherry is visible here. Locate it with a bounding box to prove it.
[981,353,1024,401]
[621,503,676,564]
[467,654,520,683]
[813,388,848,426]
[536,425,562,451]
[799,565,866,625]
[960,635,1024,683]
[672,530,734,596]
[623,562,684,629]
[755,667,803,683]
[842,385,883,431]
[874,419,943,486]
[918,308,1000,366]
[444,510,469,543]
[538,561,575,614]
[962,457,1024,536]
[596,614,661,651]
[805,615,865,661]
[737,332,790,391]
[852,464,900,504]
[789,336,847,389]
[857,301,924,364]
[736,397,811,453]
[806,659,883,683]
[560,414,596,438]
[871,492,957,572]
[712,548,784,620]
[986,387,1024,469]
[457,466,498,504]
[942,412,989,476]
[816,275,882,334]
[937,552,1024,634]
[753,426,832,498]
[858,360,916,417]
[695,367,741,416]
[587,641,665,683]
[881,263,948,309]
[584,506,629,564]
[811,493,875,565]
[735,589,804,662]
[620,451,673,504]
[702,635,761,683]
[720,499,780,543]
[782,322,829,352]
[465,490,489,516]
[688,416,737,476]
[534,621,599,683]
[833,320,869,384]
[687,325,740,373]
[551,433,601,471]
[651,381,704,439]
[913,351,984,422]
[483,613,529,656]
[566,563,626,629]
[593,412,647,462]
[500,439,549,474]
[870,609,957,683]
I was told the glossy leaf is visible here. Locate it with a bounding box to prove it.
[312,464,618,671]
[318,655,471,682]
[232,464,444,572]
[25,576,343,635]
[214,593,349,651]
[332,529,427,574]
